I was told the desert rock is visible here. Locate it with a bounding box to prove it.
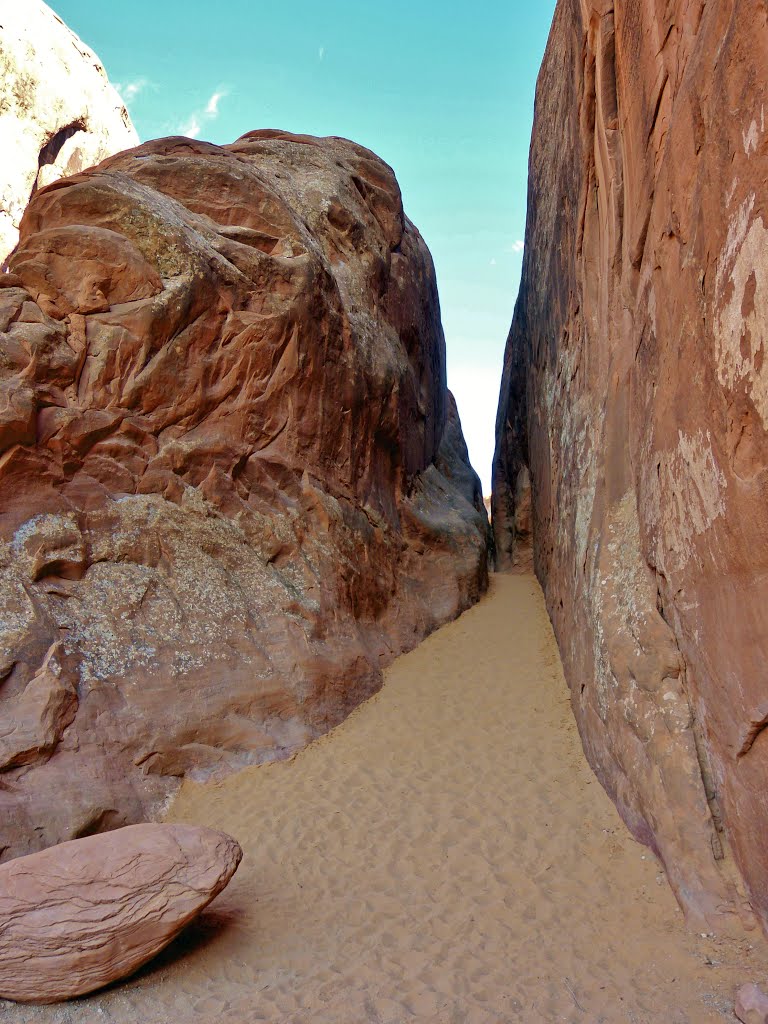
[0,823,241,1003]
[0,0,138,263]
[0,130,488,861]
[736,983,768,1024]
[493,0,768,929]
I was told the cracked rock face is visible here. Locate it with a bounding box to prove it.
[0,823,242,1003]
[0,130,488,860]
[0,0,138,264]
[494,0,768,930]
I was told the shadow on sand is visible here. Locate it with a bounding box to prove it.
[80,904,242,1004]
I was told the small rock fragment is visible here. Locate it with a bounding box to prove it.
[735,983,768,1024]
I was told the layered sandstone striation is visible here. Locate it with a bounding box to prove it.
[0,131,488,859]
[494,0,768,929]
[0,823,242,1002]
[0,0,138,264]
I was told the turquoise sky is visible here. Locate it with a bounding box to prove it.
[53,1,555,492]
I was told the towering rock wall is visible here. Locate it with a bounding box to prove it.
[494,0,768,930]
[0,131,488,859]
[0,0,138,263]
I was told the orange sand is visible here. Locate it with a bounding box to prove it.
[4,573,766,1023]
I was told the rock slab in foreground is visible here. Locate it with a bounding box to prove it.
[493,0,768,929]
[0,823,242,1003]
[0,0,138,263]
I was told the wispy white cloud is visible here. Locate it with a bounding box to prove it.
[116,78,151,104]
[489,239,524,265]
[318,45,325,60]
[181,114,202,138]
[180,86,230,139]
[205,90,227,116]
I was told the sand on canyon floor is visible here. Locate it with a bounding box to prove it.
[3,572,767,1024]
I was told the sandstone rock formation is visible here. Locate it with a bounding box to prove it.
[0,130,488,861]
[494,0,768,929]
[0,823,241,1002]
[736,984,768,1024]
[0,0,138,264]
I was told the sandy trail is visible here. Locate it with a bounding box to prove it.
[3,573,766,1023]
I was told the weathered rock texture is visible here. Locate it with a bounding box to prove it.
[0,130,487,860]
[0,0,138,264]
[736,984,768,1024]
[0,823,241,1002]
[494,0,768,930]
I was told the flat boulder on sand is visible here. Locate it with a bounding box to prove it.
[0,823,242,1003]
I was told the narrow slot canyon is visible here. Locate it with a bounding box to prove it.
[1,0,768,1019]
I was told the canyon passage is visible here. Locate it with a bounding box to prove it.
[2,0,768,1017]
[5,573,766,1023]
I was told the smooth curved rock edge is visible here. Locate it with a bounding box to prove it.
[494,0,768,931]
[0,823,242,1003]
[0,129,488,861]
[0,0,138,264]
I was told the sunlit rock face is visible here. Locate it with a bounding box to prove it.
[0,0,138,264]
[494,0,768,930]
[0,130,488,859]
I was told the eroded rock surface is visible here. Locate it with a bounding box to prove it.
[736,984,768,1024]
[0,130,488,860]
[0,0,138,263]
[0,823,241,1002]
[494,0,768,929]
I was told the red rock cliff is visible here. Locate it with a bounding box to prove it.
[0,131,488,858]
[494,0,768,930]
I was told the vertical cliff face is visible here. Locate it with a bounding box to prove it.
[494,0,768,930]
[0,0,138,263]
